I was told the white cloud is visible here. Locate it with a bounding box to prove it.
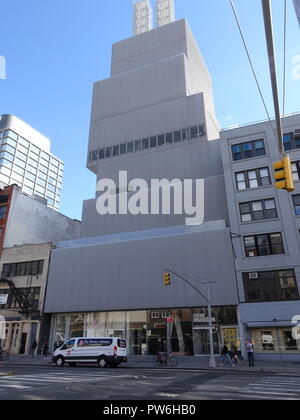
[0,56,6,80]
[225,115,235,122]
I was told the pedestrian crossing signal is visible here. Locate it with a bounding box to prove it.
[164,272,171,286]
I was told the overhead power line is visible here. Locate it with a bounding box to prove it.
[229,0,278,144]
[261,0,284,154]
[282,0,287,119]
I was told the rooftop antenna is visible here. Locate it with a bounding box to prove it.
[133,0,153,35]
[156,0,175,28]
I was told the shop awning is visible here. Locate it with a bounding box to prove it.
[246,321,294,328]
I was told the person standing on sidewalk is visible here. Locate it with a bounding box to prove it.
[31,339,38,358]
[246,339,255,367]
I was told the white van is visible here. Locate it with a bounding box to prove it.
[52,337,127,368]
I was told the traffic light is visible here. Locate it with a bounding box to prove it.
[273,155,295,192]
[164,272,171,286]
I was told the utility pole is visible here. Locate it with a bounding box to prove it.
[261,0,284,154]
[206,281,215,369]
[261,0,295,192]
[164,269,217,369]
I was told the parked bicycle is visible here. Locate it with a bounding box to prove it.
[0,350,9,361]
[152,352,178,367]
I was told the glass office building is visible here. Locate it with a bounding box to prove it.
[0,115,63,211]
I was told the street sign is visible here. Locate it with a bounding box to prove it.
[0,295,8,305]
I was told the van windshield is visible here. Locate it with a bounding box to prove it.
[60,339,75,350]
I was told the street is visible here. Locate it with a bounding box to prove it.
[0,365,299,400]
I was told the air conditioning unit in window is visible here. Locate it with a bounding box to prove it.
[249,272,259,280]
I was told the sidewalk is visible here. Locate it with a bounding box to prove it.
[2,354,300,375]
[0,372,11,377]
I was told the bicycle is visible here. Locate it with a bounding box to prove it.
[231,354,241,367]
[152,352,178,367]
[0,351,9,361]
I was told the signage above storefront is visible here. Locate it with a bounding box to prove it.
[0,295,8,305]
[154,323,167,329]
[193,326,217,331]
[193,313,216,324]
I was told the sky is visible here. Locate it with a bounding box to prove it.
[0,0,299,220]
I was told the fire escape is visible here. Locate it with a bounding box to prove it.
[0,276,37,317]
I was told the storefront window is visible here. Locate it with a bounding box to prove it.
[86,313,106,337]
[261,331,275,351]
[54,315,67,346]
[126,311,147,356]
[168,309,193,355]
[284,331,298,351]
[146,309,193,355]
[52,307,239,357]
[147,309,169,355]
[85,312,126,339]
[251,328,300,354]
[192,307,238,355]
[193,309,219,355]
[69,314,85,338]
[106,312,126,338]
[222,328,240,350]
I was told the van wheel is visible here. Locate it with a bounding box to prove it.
[97,357,107,368]
[56,356,65,367]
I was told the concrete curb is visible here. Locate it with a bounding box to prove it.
[0,363,53,368]
[2,362,300,376]
[0,372,13,377]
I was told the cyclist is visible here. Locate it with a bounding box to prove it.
[160,339,168,365]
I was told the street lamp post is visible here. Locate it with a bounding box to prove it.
[206,281,216,369]
[164,268,217,369]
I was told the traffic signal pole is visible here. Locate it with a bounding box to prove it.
[261,0,294,192]
[164,268,217,369]
[206,281,215,370]
[261,0,284,155]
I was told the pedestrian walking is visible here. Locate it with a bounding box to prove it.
[219,343,231,366]
[246,339,255,367]
[230,344,241,367]
[53,340,62,352]
[31,339,38,358]
[43,342,49,358]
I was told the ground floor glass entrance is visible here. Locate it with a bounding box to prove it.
[50,306,239,356]
[193,330,220,355]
